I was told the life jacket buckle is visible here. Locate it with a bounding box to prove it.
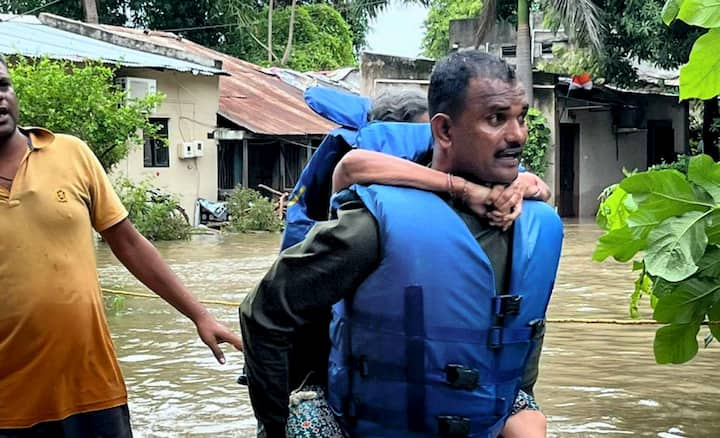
[493,295,522,317]
[437,415,471,436]
[444,364,479,390]
[529,319,546,338]
[488,326,503,349]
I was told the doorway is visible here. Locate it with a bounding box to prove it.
[558,123,580,217]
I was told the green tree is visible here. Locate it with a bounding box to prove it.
[475,0,603,103]
[9,57,163,170]
[224,3,355,71]
[421,0,482,59]
[0,0,128,25]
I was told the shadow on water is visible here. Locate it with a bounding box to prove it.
[97,224,720,437]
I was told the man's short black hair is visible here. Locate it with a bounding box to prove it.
[428,50,517,118]
[370,88,428,122]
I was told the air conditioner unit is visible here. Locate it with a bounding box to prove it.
[117,77,157,100]
[178,142,196,159]
[193,140,204,157]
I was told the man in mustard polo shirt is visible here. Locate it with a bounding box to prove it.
[0,56,243,437]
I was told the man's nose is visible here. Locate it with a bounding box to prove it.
[505,119,527,144]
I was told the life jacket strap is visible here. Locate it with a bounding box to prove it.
[492,295,522,317]
[350,403,503,436]
[437,415,471,436]
[350,356,526,387]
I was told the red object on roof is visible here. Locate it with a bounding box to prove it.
[96,25,337,136]
[570,72,593,90]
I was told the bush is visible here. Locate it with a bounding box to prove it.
[9,57,163,171]
[114,178,191,241]
[225,186,283,233]
[521,108,552,179]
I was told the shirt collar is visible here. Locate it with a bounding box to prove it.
[19,127,55,150]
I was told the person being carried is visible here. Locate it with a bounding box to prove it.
[333,88,551,231]
[240,50,562,437]
[0,55,243,438]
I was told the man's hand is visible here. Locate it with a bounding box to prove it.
[485,183,523,231]
[195,313,244,364]
[462,181,492,217]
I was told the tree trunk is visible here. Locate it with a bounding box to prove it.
[516,0,533,104]
[81,0,99,24]
[703,98,720,161]
[267,0,274,63]
[281,0,297,66]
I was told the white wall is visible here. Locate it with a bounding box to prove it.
[533,87,556,205]
[112,69,220,219]
[567,93,687,217]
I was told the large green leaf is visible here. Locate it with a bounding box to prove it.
[696,245,720,277]
[645,211,709,281]
[621,170,709,236]
[653,277,720,323]
[677,0,720,28]
[593,226,648,262]
[661,0,683,25]
[652,277,676,300]
[679,28,720,101]
[654,323,700,364]
[596,186,631,231]
[687,154,720,203]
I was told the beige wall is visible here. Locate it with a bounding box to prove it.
[532,86,557,207]
[111,68,220,221]
[555,93,688,217]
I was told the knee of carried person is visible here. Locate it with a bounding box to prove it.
[501,409,547,438]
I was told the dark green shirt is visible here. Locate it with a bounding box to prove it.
[239,192,543,435]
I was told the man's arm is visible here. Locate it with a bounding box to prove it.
[240,197,380,435]
[101,219,243,363]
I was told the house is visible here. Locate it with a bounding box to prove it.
[1,13,341,223]
[0,13,225,218]
[67,22,338,201]
[361,18,689,218]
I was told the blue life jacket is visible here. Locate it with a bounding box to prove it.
[328,185,563,438]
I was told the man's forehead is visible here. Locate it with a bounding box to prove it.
[466,78,527,108]
[0,64,9,78]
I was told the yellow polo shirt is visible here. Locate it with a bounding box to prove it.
[0,128,129,427]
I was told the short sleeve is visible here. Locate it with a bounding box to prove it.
[79,142,128,232]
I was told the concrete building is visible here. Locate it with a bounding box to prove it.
[0,14,226,217]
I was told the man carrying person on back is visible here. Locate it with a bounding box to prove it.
[241,50,563,437]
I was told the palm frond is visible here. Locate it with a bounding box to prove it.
[546,0,603,53]
[474,0,497,49]
[345,0,429,20]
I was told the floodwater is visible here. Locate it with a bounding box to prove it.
[96,222,720,437]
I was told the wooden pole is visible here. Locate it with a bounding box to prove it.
[242,139,249,188]
[81,0,99,24]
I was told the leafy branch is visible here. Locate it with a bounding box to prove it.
[594,155,720,364]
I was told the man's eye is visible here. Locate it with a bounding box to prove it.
[489,113,506,124]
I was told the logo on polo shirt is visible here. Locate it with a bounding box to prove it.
[56,189,67,203]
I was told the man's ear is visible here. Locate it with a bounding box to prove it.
[431,113,453,152]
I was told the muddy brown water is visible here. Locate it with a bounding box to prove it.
[96,222,720,437]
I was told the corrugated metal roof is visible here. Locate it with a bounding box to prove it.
[0,15,223,76]
[95,25,338,136]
